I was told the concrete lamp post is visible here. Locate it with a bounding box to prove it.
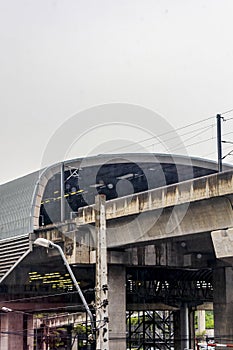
[33,238,95,336]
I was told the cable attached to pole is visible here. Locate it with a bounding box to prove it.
[216,114,223,172]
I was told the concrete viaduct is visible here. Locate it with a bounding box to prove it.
[0,153,233,349]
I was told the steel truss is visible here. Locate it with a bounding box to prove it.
[127,267,213,305]
[127,310,174,350]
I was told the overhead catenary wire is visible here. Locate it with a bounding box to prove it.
[222,149,233,160]
[203,129,233,159]
[171,136,215,153]
[143,112,233,160]
[221,108,233,115]
[104,115,215,154]
[110,124,215,155]
[223,130,233,138]
[103,111,233,157]
[143,124,214,153]
[172,124,213,145]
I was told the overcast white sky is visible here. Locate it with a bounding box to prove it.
[1,0,233,184]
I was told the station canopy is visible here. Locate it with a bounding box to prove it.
[0,153,229,240]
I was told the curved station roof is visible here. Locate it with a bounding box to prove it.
[0,153,230,240]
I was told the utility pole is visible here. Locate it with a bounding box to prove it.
[60,162,65,221]
[216,114,223,172]
[95,195,109,350]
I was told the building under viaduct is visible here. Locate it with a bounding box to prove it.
[0,153,233,350]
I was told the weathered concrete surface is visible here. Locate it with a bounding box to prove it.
[75,195,233,249]
[74,170,233,248]
[108,265,126,350]
[211,226,233,345]
[213,267,233,343]
[107,196,233,247]
[77,170,233,225]
[35,170,233,254]
[0,312,33,350]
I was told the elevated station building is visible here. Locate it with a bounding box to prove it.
[0,153,233,349]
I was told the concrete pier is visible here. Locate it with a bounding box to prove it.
[0,312,33,350]
[108,265,126,350]
[213,266,233,343]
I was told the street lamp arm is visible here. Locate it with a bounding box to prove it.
[33,238,95,332]
[50,242,94,329]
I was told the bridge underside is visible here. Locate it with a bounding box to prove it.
[0,246,214,310]
[0,230,217,350]
[1,156,233,349]
[0,227,216,305]
[2,167,233,349]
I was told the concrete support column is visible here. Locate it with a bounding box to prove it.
[197,310,206,335]
[189,309,196,350]
[108,265,126,350]
[27,314,34,350]
[0,312,34,350]
[173,310,181,350]
[180,303,190,350]
[213,266,233,343]
[0,312,23,350]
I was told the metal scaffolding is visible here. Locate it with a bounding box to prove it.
[127,310,174,350]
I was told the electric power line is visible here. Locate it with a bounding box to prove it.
[221,108,233,115]
[144,125,214,153]
[201,132,233,160]
[104,115,215,154]
[171,136,215,153]
[223,130,233,138]
[113,124,215,154]
[104,111,233,156]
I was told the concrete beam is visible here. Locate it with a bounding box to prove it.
[127,303,178,311]
[76,170,233,225]
[103,196,233,248]
[34,171,233,252]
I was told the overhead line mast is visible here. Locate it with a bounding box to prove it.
[216,114,223,172]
